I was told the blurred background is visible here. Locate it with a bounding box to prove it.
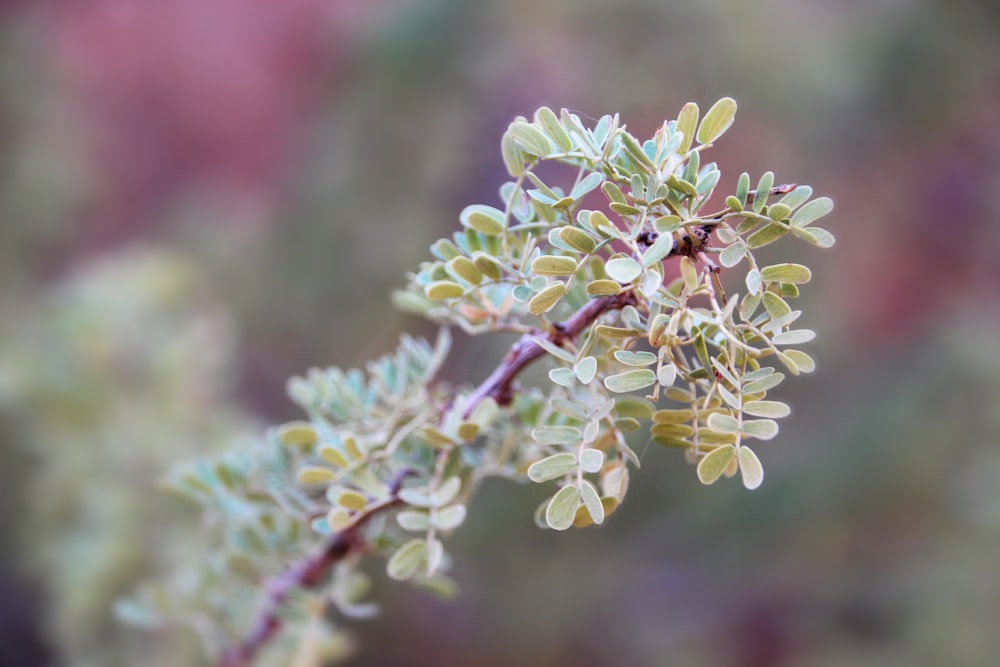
[2,0,999,665]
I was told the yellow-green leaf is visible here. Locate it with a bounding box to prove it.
[579,480,605,525]
[527,453,578,483]
[460,204,506,235]
[604,369,657,393]
[425,280,465,300]
[697,444,737,484]
[676,102,699,153]
[528,281,566,314]
[738,446,764,489]
[535,106,573,152]
[605,257,642,283]
[760,263,812,285]
[278,422,317,447]
[336,491,368,511]
[697,97,737,144]
[448,256,482,284]
[558,226,596,253]
[545,485,581,531]
[586,279,621,296]
[532,255,579,276]
[387,538,427,580]
[297,466,335,485]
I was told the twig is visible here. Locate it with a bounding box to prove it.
[219,483,407,667]
[637,184,798,258]
[462,289,638,417]
[219,290,637,666]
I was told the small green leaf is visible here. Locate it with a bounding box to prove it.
[579,480,605,525]
[680,256,699,292]
[653,408,693,423]
[278,422,317,447]
[571,172,605,199]
[803,227,836,248]
[579,448,605,473]
[472,252,503,280]
[790,197,834,227]
[559,226,596,254]
[697,445,737,484]
[456,422,480,441]
[502,133,526,176]
[743,372,785,394]
[725,195,743,212]
[601,181,627,204]
[527,453,578,483]
[604,369,657,393]
[642,233,677,267]
[738,447,764,490]
[460,204,506,235]
[387,538,427,581]
[707,413,740,433]
[431,476,462,507]
[532,255,579,276]
[676,102,699,153]
[327,509,351,531]
[448,256,483,285]
[754,172,774,212]
[736,172,750,205]
[509,120,552,155]
[432,504,467,531]
[719,242,747,268]
[784,349,816,373]
[772,329,816,346]
[425,281,465,300]
[528,281,566,314]
[747,223,789,249]
[586,279,621,296]
[779,185,813,210]
[297,466,335,485]
[762,292,792,318]
[654,215,682,233]
[396,510,430,531]
[336,491,368,511]
[760,263,812,284]
[613,396,656,419]
[548,367,577,387]
[613,350,658,366]
[535,106,573,152]
[532,426,583,445]
[657,363,677,386]
[697,97,737,144]
[743,400,791,418]
[575,356,598,384]
[767,203,792,221]
[742,419,779,440]
[605,257,642,283]
[545,485,581,531]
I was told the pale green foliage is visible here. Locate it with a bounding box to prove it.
[128,100,833,664]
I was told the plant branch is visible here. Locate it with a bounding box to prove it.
[219,290,638,666]
[462,289,638,417]
[219,486,407,667]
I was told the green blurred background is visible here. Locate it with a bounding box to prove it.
[2,0,999,665]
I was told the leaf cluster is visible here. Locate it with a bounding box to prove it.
[125,100,834,665]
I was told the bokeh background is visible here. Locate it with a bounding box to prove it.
[2,0,999,665]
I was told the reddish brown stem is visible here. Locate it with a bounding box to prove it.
[219,291,636,666]
[218,497,402,667]
[461,289,638,417]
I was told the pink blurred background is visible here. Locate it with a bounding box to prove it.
[2,1,999,665]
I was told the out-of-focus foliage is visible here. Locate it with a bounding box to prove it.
[2,0,999,665]
[1,249,257,666]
